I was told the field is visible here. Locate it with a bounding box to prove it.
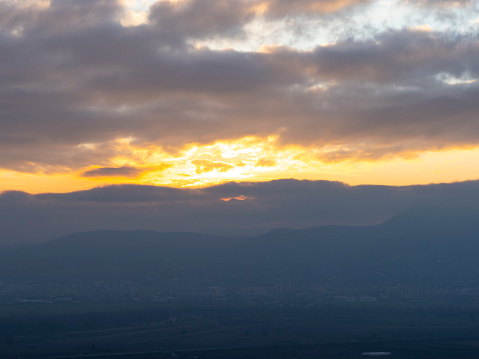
[2,302,479,358]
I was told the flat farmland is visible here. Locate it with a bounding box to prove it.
[2,303,479,358]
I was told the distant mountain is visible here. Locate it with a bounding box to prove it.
[1,206,479,287]
[0,230,241,282]
[239,205,479,281]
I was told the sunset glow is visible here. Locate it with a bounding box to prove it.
[1,0,479,195]
[3,134,479,193]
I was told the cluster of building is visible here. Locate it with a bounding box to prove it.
[0,279,478,306]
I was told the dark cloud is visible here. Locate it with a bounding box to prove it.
[2,179,479,244]
[80,166,142,178]
[0,0,121,36]
[38,184,193,203]
[305,30,479,84]
[148,0,255,47]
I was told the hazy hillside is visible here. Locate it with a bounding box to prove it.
[1,206,479,287]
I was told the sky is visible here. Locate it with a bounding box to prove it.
[0,0,479,194]
[1,0,479,242]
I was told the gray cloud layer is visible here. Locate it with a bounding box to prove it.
[0,0,478,172]
[80,166,141,178]
[2,179,479,244]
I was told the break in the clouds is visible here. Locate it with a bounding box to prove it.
[401,0,476,8]
[2,179,479,244]
[257,0,374,17]
[0,0,479,188]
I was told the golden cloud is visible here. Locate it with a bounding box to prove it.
[191,160,235,174]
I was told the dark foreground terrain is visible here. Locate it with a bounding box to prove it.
[2,206,479,357]
[3,303,479,358]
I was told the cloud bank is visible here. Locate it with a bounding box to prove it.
[2,179,479,244]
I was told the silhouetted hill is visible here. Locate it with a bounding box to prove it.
[237,205,479,284]
[0,230,241,282]
[1,206,479,287]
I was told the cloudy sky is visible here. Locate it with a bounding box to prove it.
[1,0,479,242]
[1,0,479,193]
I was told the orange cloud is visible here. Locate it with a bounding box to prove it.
[191,160,235,174]
[220,195,254,202]
[256,157,278,167]
[257,0,372,17]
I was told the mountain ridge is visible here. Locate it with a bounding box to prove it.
[1,205,479,286]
